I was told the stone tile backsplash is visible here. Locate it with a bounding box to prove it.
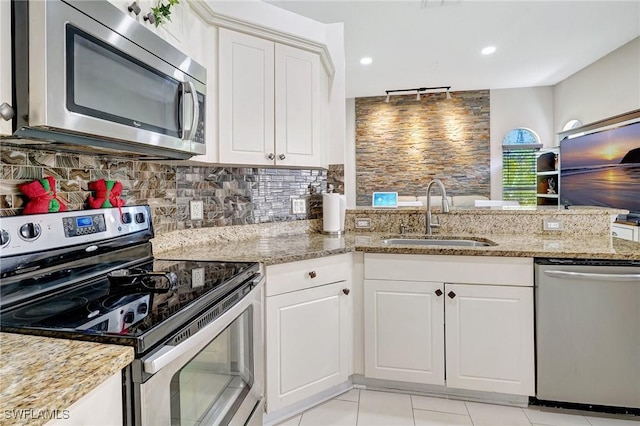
[0,146,333,235]
[355,90,490,205]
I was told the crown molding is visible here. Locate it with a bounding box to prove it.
[187,0,335,78]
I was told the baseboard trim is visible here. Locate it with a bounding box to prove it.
[352,374,530,407]
[263,380,353,426]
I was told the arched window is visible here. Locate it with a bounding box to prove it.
[562,119,582,131]
[502,128,542,206]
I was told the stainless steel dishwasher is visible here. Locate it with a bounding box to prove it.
[535,258,640,412]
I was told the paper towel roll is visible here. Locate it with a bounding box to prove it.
[323,193,345,233]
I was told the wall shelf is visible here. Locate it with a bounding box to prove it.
[536,148,559,206]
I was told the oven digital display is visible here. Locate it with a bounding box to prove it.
[76,217,93,227]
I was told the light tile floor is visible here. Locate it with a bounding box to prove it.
[276,389,640,426]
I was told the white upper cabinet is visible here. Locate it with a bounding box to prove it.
[274,44,322,167]
[107,0,189,58]
[219,29,275,166]
[0,0,13,136]
[144,0,185,48]
[219,28,325,167]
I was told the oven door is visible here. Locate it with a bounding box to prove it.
[134,278,263,426]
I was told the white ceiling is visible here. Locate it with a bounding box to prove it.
[266,0,640,99]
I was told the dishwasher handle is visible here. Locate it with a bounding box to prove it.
[544,269,640,282]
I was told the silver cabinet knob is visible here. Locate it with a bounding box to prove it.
[143,12,155,24]
[128,1,141,15]
[278,153,286,160]
[0,102,15,121]
[267,153,275,160]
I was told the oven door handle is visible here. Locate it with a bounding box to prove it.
[143,276,263,375]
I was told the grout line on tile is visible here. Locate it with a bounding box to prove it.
[464,401,476,426]
[519,407,534,426]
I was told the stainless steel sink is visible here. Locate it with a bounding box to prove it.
[382,238,494,247]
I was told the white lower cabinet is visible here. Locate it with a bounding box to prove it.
[46,372,123,425]
[363,253,535,397]
[265,254,352,414]
[364,279,444,385]
[445,283,534,395]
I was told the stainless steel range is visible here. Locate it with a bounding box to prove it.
[0,206,264,426]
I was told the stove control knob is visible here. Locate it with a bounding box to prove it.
[121,213,132,224]
[135,212,145,224]
[137,303,148,315]
[0,229,9,247]
[123,311,135,324]
[19,223,41,241]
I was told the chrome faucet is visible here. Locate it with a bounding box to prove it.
[425,179,450,235]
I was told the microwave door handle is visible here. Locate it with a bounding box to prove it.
[183,81,199,141]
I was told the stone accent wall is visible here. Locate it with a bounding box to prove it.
[355,90,490,205]
[0,146,327,235]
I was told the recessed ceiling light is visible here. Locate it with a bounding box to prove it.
[360,56,373,65]
[481,46,496,55]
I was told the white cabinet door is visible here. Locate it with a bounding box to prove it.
[445,283,534,396]
[0,0,13,136]
[274,44,321,167]
[266,281,351,413]
[219,29,275,166]
[364,279,445,385]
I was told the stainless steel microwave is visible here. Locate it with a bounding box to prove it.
[10,0,206,159]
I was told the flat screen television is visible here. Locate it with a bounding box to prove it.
[560,117,640,217]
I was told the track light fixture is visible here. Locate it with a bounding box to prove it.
[384,86,452,102]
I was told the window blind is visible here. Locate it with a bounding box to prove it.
[502,149,537,206]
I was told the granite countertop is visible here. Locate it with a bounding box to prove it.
[0,333,134,426]
[155,231,640,264]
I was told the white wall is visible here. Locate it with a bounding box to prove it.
[489,87,554,199]
[345,98,356,207]
[346,37,640,204]
[554,37,640,131]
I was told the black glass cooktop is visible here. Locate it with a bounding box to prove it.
[0,259,259,354]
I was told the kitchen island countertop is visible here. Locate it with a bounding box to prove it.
[0,333,134,426]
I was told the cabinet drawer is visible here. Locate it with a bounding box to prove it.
[266,253,351,297]
[364,253,533,286]
[612,224,635,241]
